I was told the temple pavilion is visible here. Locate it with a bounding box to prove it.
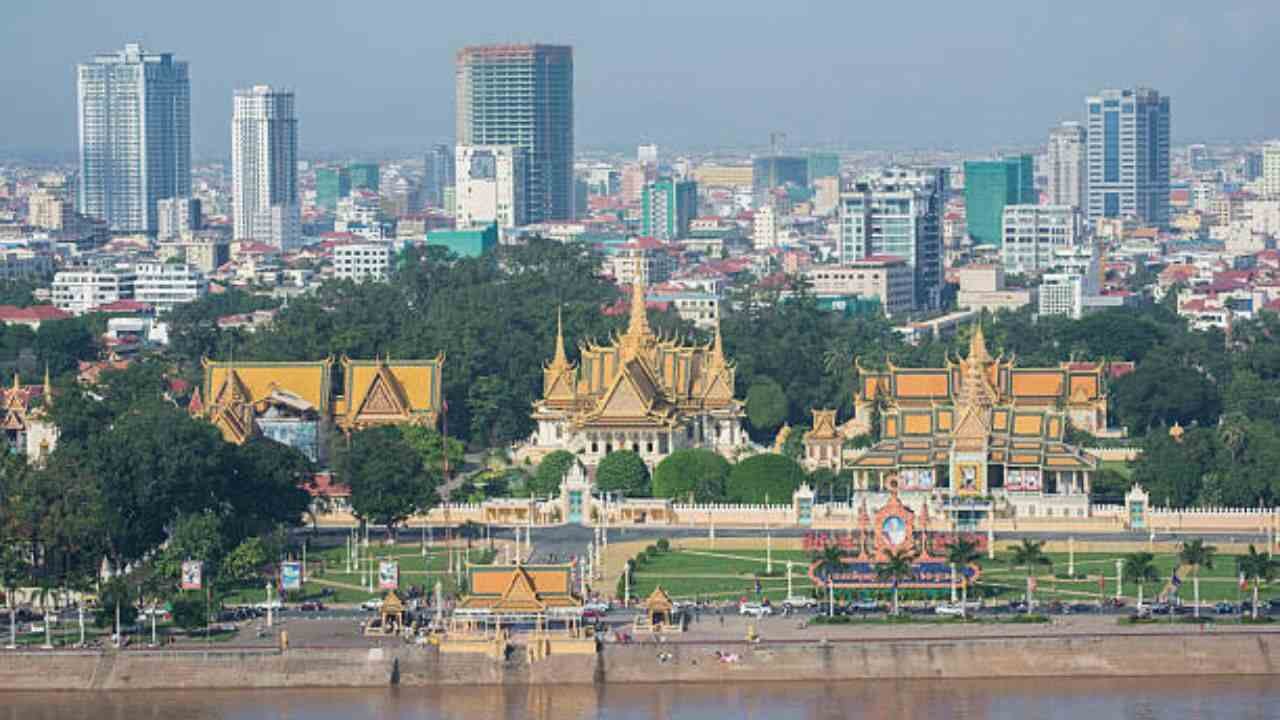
[522,276,747,468]
[849,325,1099,511]
[192,354,444,461]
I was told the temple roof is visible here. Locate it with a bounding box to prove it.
[458,564,581,613]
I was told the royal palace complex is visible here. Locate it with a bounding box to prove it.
[191,355,444,462]
[519,277,749,467]
[845,325,1119,521]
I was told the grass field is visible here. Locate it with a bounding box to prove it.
[626,545,1276,604]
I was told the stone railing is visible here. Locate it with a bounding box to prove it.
[1085,446,1142,461]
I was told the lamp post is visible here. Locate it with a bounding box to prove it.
[266,582,274,628]
[1068,536,1075,578]
[786,561,794,600]
[1115,559,1124,601]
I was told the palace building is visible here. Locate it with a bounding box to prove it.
[848,325,1100,515]
[192,354,444,462]
[0,370,59,464]
[521,278,748,468]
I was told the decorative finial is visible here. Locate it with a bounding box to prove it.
[42,364,51,408]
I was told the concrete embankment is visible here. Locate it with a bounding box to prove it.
[2,633,1278,691]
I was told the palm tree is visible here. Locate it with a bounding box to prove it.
[1237,545,1279,621]
[876,549,917,616]
[1007,540,1052,614]
[1123,552,1159,611]
[945,537,982,618]
[817,544,845,616]
[1178,539,1217,619]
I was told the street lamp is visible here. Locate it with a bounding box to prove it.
[1114,559,1123,601]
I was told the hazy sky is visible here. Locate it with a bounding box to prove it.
[4,0,1279,158]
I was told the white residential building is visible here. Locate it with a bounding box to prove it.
[1263,142,1280,198]
[1001,204,1084,274]
[1038,273,1089,319]
[51,267,136,314]
[752,205,778,249]
[232,86,300,250]
[133,262,207,311]
[1047,121,1085,209]
[454,145,527,241]
[156,197,202,241]
[333,243,391,283]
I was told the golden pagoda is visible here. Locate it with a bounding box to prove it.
[523,274,745,467]
[850,324,1098,501]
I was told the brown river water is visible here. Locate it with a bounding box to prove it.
[3,677,1278,719]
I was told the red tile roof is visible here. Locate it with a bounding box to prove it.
[0,305,71,323]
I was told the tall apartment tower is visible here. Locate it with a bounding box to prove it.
[232,86,299,249]
[838,169,944,310]
[423,144,455,209]
[963,155,1034,247]
[77,43,191,234]
[1261,142,1280,198]
[455,44,574,223]
[1085,87,1171,228]
[1047,121,1086,209]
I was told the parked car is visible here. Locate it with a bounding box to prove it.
[739,602,773,618]
[781,596,817,611]
[934,603,965,617]
[299,601,325,612]
[848,599,882,613]
[1215,602,1236,615]
[359,599,382,612]
[584,601,611,614]
[254,599,283,611]
[582,608,606,621]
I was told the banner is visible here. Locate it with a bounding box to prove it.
[180,560,203,590]
[281,561,303,591]
[379,560,399,590]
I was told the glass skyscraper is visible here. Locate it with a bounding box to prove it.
[1085,87,1170,228]
[963,155,1034,247]
[232,85,299,249]
[455,44,574,223]
[77,43,190,234]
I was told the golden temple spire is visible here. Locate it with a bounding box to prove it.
[10,372,19,393]
[967,322,990,363]
[552,305,569,368]
[620,254,654,357]
[42,365,51,408]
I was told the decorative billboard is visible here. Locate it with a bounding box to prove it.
[379,560,399,590]
[180,560,203,590]
[281,561,303,590]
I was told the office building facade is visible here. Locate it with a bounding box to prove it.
[423,144,455,209]
[77,43,191,234]
[454,145,528,239]
[456,44,574,223]
[1047,122,1086,209]
[838,170,944,310]
[315,167,350,210]
[1085,87,1171,227]
[156,197,202,241]
[641,178,696,240]
[232,86,299,250]
[963,155,1034,247]
[1000,204,1084,274]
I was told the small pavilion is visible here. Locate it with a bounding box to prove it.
[633,585,681,633]
[451,564,584,638]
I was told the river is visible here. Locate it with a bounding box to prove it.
[3,677,1277,719]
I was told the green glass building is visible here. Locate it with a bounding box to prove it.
[963,155,1034,247]
[641,178,697,240]
[427,223,497,258]
[349,163,380,193]
[807,152,840,181]
[315,167,350,210]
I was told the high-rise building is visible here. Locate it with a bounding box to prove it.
[76,42,190,234]
[1000,204,1084,274]
[637,144,659,166]
[752,205,778,250]
[1047,122,1086,209]
[315,167,350,210]
[641,178,696,241]
[807,152,840,182]
[456,44,574,223]
[1085,87,1171,228]
[838,170,944,310]
[454,145,528,240]
[232,85,299,249]
[349,163,380,193]
[752,156,808,201]
[156,197,202,241]
[1244,151,1264,182]
[963,155,1034,247]
[423,144,454,209]
[1262,143,1280,198]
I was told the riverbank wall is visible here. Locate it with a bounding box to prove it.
[3,633,1279,691]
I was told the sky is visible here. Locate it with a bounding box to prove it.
[4,0,1279,159]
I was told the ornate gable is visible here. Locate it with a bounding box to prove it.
[493,566,547,612]
[355,363,411,418]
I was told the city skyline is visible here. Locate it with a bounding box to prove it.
[4,1,1278,158]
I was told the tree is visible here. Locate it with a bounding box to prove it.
[1008,540,1052,613]
[1178,538,1216,619]
[221,537,271,587]
[1237,545,1278,620]
[596,450,651,497]
[220,437,313,539]
[339,426,438,536]
[726,453,806,504]
[400,425,465,476]
[530,450,576,497]
[154,511,229,590]
[651,449,730,502]
[876,548,916,616]
[1123,552,1159,611]
[944,536,982,617]
[93,577,138,632]
[817,544,845,616]
[745,378,788,437]
[170,592,214,633]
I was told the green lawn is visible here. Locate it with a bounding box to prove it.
[625,547,1277,605]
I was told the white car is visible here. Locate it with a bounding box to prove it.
[781,596,817,610]
[254,599,284,611]
[360,599,383,612]
[934,603,965,617]
[739,602,773,618]
[584,601,611,614]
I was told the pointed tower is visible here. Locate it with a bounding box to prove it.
[542,306,578,406]
[41,365,52,409]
